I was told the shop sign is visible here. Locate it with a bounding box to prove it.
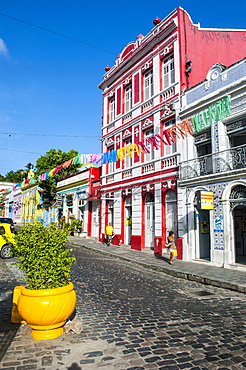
[197,191,214,210]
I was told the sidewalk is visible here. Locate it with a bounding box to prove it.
[68,236,246,294]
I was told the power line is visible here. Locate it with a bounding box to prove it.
[0,12,117,56]
[0,147,42,154]
[0,132,100,138]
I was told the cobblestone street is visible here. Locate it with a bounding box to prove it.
[1,243,246,369]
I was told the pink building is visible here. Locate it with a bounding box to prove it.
[98,7,246,252]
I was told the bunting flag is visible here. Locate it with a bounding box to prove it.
[9,120,195,190]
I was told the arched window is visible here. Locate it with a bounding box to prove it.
[230,185,246,211]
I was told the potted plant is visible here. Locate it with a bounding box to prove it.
[11,222,76,340]
[70,219,83,237]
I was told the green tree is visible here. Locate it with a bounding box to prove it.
[35,149,81,196]
[4,169,25,183]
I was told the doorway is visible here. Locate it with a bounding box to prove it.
[198,209,211,260]
[92,200,100,238]
[194,191,211,260]
[166,189,177,237]
[233,206,246,264]
[108,200,114,225]
[124,196,132,245]
[145,192,155,249]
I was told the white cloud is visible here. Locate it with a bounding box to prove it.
[0,38,8,55]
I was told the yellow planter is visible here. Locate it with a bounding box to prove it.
[16,283,76,340]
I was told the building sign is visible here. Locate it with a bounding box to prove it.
[197,191,214,210]
[192,95,231,133]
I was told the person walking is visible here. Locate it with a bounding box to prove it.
[165,231,177,265]
[59,215,66,230]
[105,222,114,246]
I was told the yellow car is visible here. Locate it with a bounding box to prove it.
[0,223,15,259]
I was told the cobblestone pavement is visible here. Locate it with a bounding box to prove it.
[69,237,246,294]
[0,243,246,370]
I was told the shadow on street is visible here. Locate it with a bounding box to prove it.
[0,296,20,362]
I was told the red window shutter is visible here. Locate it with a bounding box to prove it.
[134,74,139,104]
[116,87,121,115]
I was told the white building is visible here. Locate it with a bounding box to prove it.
[179,58,246,270]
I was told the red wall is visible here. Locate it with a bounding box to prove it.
[178,8,246,90]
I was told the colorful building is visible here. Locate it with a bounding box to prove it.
[13,188,22,224]
[56,166,101,237]
[0,182,15,217]
[98,7,246,251]
[179,58,246,269]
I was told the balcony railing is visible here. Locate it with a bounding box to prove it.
[180,144,246,181]
[141,99,153,113]
[122,169,132,179]
[162,153,179,169]
[106,175,114,183]
[142,162,155,174]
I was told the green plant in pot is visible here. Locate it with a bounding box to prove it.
[11,222,77,340]
[69,219,83,236]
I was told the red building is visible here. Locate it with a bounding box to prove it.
[98,7,246,252]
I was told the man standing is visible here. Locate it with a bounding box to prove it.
[105,222,114,246]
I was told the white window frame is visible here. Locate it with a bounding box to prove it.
[165,120,176,155]
[108,147,115,173]
[125,85,132,113]
[163,56,175,89]
[145,128,155,162]
[144,70,153,101]
[125,138,132,168]
[109,98,115,123]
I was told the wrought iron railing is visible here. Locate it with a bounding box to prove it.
[180,144,246,180]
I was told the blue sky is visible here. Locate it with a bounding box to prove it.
[0,0,245,176]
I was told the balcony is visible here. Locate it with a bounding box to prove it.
[180,144,246,181]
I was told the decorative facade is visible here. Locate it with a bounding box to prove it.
[56,167,101,237]
[179,58,246,269]
[98,7,246,252]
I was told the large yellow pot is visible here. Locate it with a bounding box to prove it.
[17,282,76,340]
